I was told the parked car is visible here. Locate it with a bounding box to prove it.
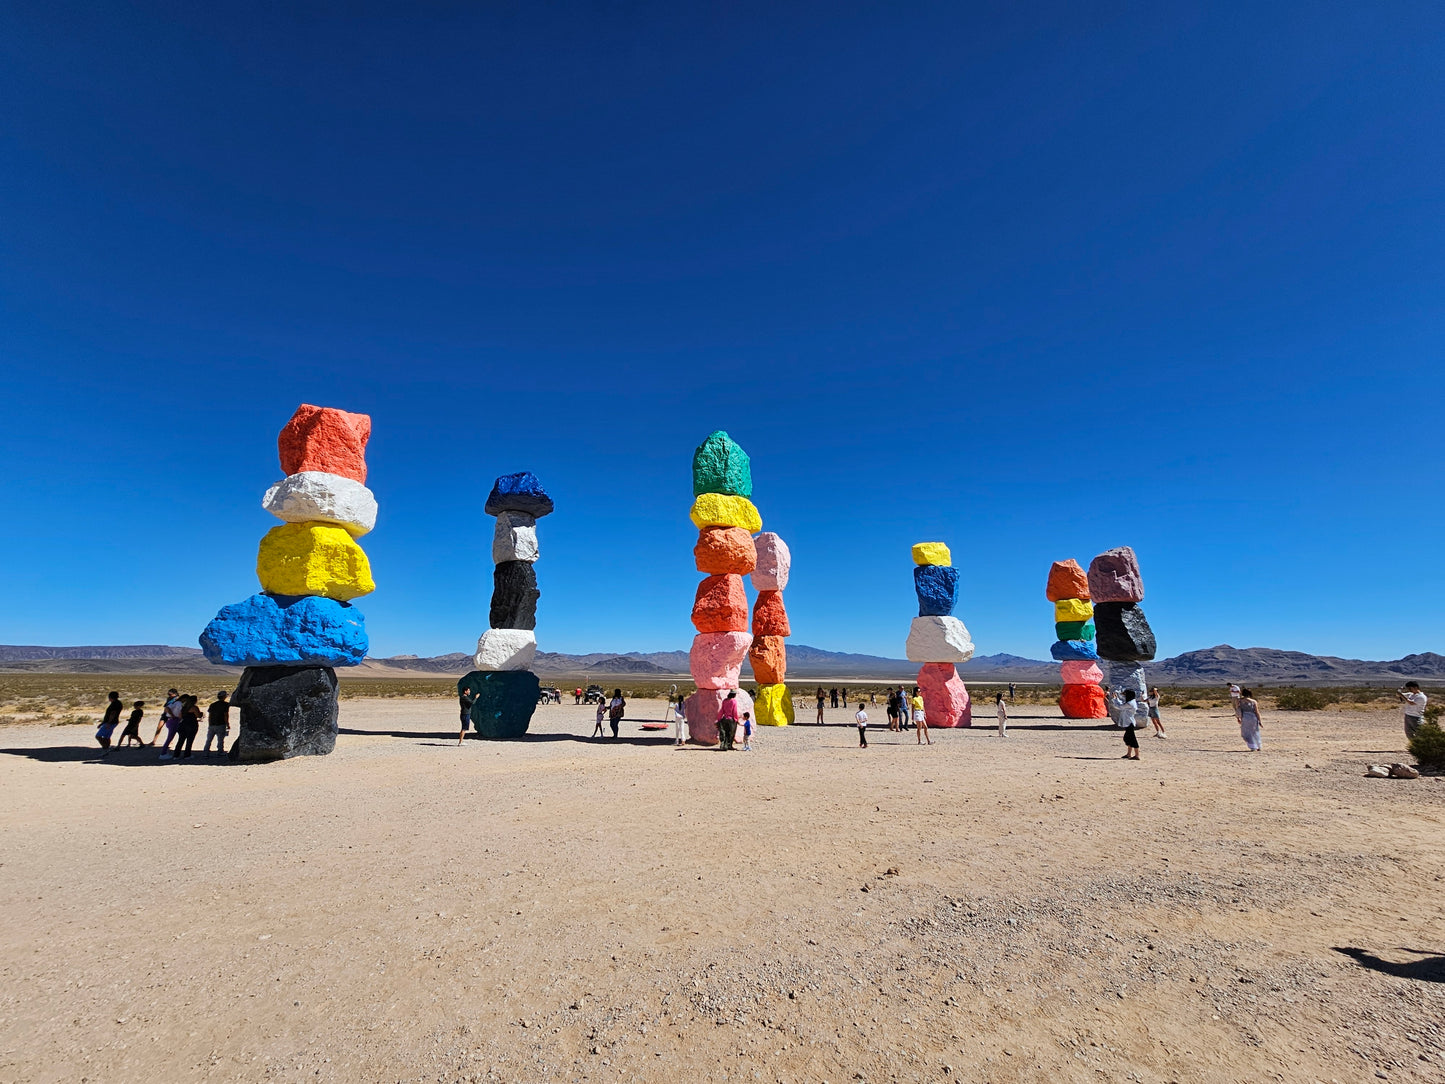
[583,684,606,704]
[538,686,562,705]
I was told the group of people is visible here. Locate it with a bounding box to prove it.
[93,688,233,759]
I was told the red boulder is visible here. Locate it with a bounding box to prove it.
[278,405,372,483]
[691,574,749,633]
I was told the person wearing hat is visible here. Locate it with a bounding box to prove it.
[204,690,232,756]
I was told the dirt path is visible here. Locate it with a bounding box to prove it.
[1,700,1441,1082]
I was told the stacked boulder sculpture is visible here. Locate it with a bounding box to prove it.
[1088,546,1156,715]
[458,473,552,739]
[750,532,793,727]
[1047,559,1107,719]
[906,542,973,727]
[199,404,376,759]
[684,432,764,743]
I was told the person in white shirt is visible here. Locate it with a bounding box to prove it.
[1399,682,1429,742]
[673,693,687,748]
[1147,687,1166,738]
[995,693,1008,738]
[854,703,868,748]
[1119,690,1140,760]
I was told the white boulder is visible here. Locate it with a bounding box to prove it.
[492,511,539,564]
[905,616,975,664]
[473,628,537,672]
[262,471,377,537]
[751,532,791,591]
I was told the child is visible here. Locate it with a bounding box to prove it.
[855,702,868,748]
[1147,687,1166,738]
[740,710,754,751]
[1119,689,1140,760]
[95,691,123,754]
[593,697,607,738]
[995,692,1008,737]
[117,701,146,747]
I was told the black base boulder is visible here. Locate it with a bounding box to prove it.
[1094,602,1157,663]
[459,669,539,739]
[230,665,339,761]
[490,560,540,630]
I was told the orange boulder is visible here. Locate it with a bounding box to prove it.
[278,405,372,483]
[748,635,787,684]
[694,527,757,575]
[752,590,791,637]
[1045,559,1090,602]
[691,574,748,633]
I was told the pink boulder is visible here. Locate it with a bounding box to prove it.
[1087,546,1144,603]
[1060,660,1104,685]
[751,532,791,592]
[684,687,754,746]
[689,632,751,690]
[278,405,371,483]
[917,663,971,728]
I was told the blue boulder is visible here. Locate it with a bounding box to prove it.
[200,593,368,667]
[1050,639,1099,662]
[459,670,540,739]
[913,565,959,617]
[484,472,554,518]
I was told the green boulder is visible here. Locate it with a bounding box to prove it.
[692,431,752,497]
[1055,619,1095,641]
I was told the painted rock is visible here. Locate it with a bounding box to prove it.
[689,493,762,533]
[1050,639,1100,662]
[692,574,749,633]
[1059,660,1104,685]
[914,565,958,617]
[256,523,375,601]
[1055,619,1096,641]
[473,628,537,671]
[231,664,339,761]
[1094,602,1157,662]
[484,472,554,519]
[692,430,753,498]
[459,670,540,740]
[747,635,787,684]
[755,683,794,727]
[905,616,975,664]
[200,593,367,667]
[751,532,791,592]
[689,632,751,690]
[1088,546,1144,603]
[492,511,539,564]
[911,542,952,567]
[490,560,540,631]
[1059,683,1108,719]
[683,687,753,746]
[694,527,757,575]
[751,590,791,637]
[918,662,972,727]
[1106,661,1149,699]
[262,471,377,537]
[1045,559,1091,602]
[1054,598,1094,623]
[278,405,371,484]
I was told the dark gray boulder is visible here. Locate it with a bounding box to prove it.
[230,665,339,761]
[1094,603,1157,663]
[490,561,540,630]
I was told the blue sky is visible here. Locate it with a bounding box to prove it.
[2,2,1442,662]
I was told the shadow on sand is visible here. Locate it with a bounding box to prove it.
[339,726,676,748]
[1333,947,1445,983]
[0,745,238,767]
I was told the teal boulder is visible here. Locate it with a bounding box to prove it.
[458,670,539,739]
[692,431,753,497]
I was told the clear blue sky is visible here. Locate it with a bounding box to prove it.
[2,3,1442,662]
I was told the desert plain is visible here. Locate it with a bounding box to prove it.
[1,697,1442,1084]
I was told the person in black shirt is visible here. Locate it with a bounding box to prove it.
[458,689,474,745]
[117,701,146,747]
[204,691,231,756]
[173,695,201,759]
[96,692,124,753]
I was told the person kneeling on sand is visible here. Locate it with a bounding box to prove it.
[1119,690,1140,760]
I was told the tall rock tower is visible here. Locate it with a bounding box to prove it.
[1047,558,1107,719]
[1088,546,1156,716]
[906,542,974,727]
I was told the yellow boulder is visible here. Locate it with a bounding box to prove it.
[755,683,794,726]
[1054,598,1093,623]
[690,493,762,533]
[912,542,952,566]
[257,523,375,601]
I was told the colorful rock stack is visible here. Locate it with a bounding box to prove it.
[1088,546,1157,715]
[458,473,551,740]
[684,432,760,744]
[906,542,973,727]
[199,404,376,760]
[750,532,793,727]
[1047,559,1107,719]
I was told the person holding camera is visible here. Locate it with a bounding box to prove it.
[1399,682,1428,742]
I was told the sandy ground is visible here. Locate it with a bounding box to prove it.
[1,699,1443,1084]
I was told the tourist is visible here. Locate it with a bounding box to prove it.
[1119,689,1140,760]
[815,687,825,725]
[164,695,200,759]
[458,687,474,745]
[899,686,912,730]
[886,688,900,731]
[740,710,754,751]
[995,692,1008,738]
[830,687,839,709]
[574,687,582,705]
[855,702,869,748]
[673,694,687,748]
[204,690,231,756]
[592,697,607,738]
[1399,682,1428,742]
[117,700,146,748]
[869,691,876,706]
[158,693,185,754]
[96,691,123,754]
[912,689,930,745]
[1147,687,1166,738]
[608,689,626,739]
[717,691,740,750]
[1008,682,1016,701]
[1238,688,1263,751]
[152,688,179,746]
[1228,683,1241,717]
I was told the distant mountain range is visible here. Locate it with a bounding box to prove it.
[1,642,1440,685]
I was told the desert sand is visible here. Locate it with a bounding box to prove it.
[1,699,1442,1083]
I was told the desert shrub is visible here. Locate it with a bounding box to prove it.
[1181,702,1205,710]
[1274,688,1337,711]
[1425,703,1443,726]
[1408,722,1445,770]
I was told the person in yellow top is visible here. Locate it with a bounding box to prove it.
[911,689,930,745]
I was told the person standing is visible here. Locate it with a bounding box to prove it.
[1146,687,1166,738]
[457,687,474,745]
[96,691,123,754]
[1119,689,1140,760]
[815,687,826,725]
[673,693,688,748]
[717,691,740,750]
[203,690,231,756]
[172,695,201,759]
[608,689,626,739]
[1008,682,1016,701]
[592,697,607,738]
[912,689,930,745]
[117,701,146,748]
[829,687,838,709]
[885,687,900,731]
[1238,688,1263,751]
[1228,683,1242,717]
[995,692,1008,738]
[152,688,179,746]
[1399,682,1428,742]
[855,702,869,748]
[740,710,754,752]
[899,686,913,730]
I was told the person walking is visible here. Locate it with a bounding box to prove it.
[158,694,186,759]
[995,692,1008,738]
[912,689,930,745]
[815,687,826,725]
[1119,689,1141,760]
[740,710,754,751]
[1399,682,1429,742]
[717,691,740,751]
[1228,683,1242,717]
[152,688,179,746]
[855,702,869,748]
[592,697,607,738]
[457,687,474,745]
[899,686,912,730]
[117,701,146,748]
[1238,688,1263,751]
[886,687,900,731]
[608,689,626,739]
[1146,687,1166,738]
[96,691,123,754]
[172,695,201,759]
[203,690,231,756]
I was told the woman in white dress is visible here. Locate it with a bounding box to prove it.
[1238,688,1263,751]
